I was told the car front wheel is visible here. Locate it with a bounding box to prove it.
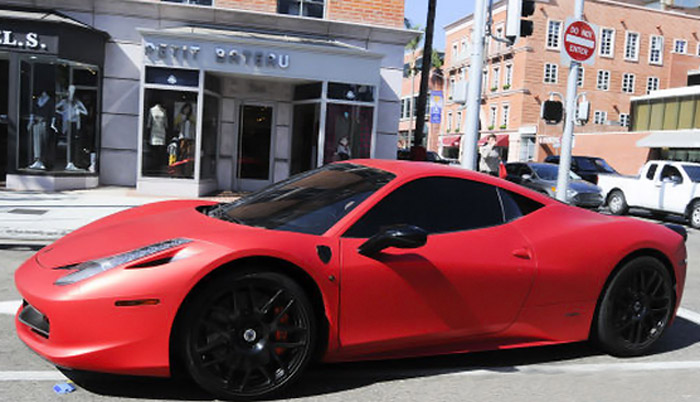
[179,270,316,400]
[608,190,628,215]
[689,201,700,229]
[593,256,674,357]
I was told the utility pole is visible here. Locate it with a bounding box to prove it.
[460,0,488,170]
[555,0,584,202]
[412,0,437,159]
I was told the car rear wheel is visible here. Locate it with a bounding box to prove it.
[179,270,316,400]
[594,256,674,357]
[689,201,700,229]
[608,190,628,215]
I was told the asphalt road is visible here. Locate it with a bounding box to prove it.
[1,216,699,402]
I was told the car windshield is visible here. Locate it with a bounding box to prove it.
[592,158,617,173]
[683,165,700,182]
[211,164,395,235]
[531,164,581,181]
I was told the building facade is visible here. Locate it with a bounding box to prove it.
[0,0,412,195]
[441,0,700,174]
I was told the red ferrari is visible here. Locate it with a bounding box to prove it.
[15,160,687,399]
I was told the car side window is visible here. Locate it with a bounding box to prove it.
[343,177,504,238]
[498,188,544,222]
[646,164,658,180]
[660,165,683,184]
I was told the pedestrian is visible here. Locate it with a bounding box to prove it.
[479,134,500,176]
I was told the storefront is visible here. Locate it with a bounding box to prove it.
[0,10,107,190]
[137,27,382,196]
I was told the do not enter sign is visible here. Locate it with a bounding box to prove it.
[561,19,597,66]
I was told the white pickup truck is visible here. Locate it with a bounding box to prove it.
[598,160,700,228]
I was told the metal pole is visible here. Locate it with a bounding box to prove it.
[460,0,488,170]
[555,0,584,202]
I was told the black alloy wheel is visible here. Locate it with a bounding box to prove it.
[180,270,316,400]
[594,256,674,357]
[607,190,628,216]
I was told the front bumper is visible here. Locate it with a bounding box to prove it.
[571,193,604,208]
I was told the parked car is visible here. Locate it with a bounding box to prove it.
[505,162,604,208]
[598,160,700,228]
[16,161,687,399]
[544,155,619,184]
[397,148,451,164]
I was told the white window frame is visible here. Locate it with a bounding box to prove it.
[546,20,563,50]
[452,41,459,58]
[500,103,510,129]
[504,64,513,88]
[697,43,700,57]
[489,105,498,128]
[619,113,630,128]
[622,73,635,94]
[596,69,610,91]
[594,110,607,125]
[456,111,462,131]
[624,31,640,62]
[673,39,687,54]
[649,35,664,65]
[646,76,659,94]
[599,27,615,58]
[491,66,500,90]
[544,63,558,84]
[577,67,585,88]
[447,111,453,131]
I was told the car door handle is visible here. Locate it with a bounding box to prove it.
[512,248,532,260]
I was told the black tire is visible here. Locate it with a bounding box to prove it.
[593,256,674,357]
[689,201,700,229]
[607,190,629,215]
[179,269,316,400]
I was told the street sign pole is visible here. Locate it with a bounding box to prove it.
[555,0,585,202]
[461,0,488,171]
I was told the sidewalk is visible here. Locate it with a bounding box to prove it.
[0,187,242,244]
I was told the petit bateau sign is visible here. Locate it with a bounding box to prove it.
[144,40,291,70]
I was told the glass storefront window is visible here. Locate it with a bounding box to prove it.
[327,83,375,102]
[201,94,219,180]
[323,104,373,164]
[142,89,198,179]
[18,58,99,173]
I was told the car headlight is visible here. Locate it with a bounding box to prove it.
[54,238,191,286]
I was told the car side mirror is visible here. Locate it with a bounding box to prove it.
[671,175,682,184]
[358,225,428,257]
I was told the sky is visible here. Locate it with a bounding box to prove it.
[404,0,475,51]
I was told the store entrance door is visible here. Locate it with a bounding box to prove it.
[235,104,274,192]
[0,58,8,185]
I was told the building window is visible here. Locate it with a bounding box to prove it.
[596,70,610,91]
[162,0,213,5]
[501,104,510,129]
[449,77,456,100]
[673,39,687,54]
[278,0,325,18]
[489,105,498,129]
[697,43,700,56]
[649,35,664,65]
[491,66,500,90]
[452,41,458,58]
[620,113,630,128]
[646,76,659,94]
[456,111,462,131]
[577,67,585,88]
[594,110,607,125]
[599,27,615,57]
[520,135,536,161]
[546,20,562,49]
[447,111,453,131]
[544,63,558,84]
[622,73,635,94]
[624,32,640,61]
[504,64,513,88]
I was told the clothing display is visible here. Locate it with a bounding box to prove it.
[175,113,195,139]
[55,86,88,171]
[25,92,53,170]
[147,104,168,146]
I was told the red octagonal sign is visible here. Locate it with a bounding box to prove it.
[563,20,597,63]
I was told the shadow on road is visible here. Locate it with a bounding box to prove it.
[61,316,700,400]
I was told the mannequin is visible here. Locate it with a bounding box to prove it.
[174,102,195,140]
[53,85,88,171]
[26,91,52,170]
[147,103,168,146]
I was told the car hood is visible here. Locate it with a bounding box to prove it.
[35,200,227,269]
[540,178,600,193]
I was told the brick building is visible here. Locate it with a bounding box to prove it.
[0,0,413,195]
[440,0,700,174]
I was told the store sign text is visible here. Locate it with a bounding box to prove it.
[145,42,201,60]
[215,48,290,69]
[0,31,48,50]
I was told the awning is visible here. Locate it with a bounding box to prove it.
[636,131,700,148]
[478,134,509,147]
[440,135,461,147]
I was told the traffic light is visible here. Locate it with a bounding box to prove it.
[506,0,535,44]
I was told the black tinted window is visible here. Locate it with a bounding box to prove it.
[344,177,504,238]
[499,188,544,222]
[660,165,683,183]
[646,164,658,180]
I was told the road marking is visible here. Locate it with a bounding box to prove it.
[677,307,700,325]
[446,360,700,377]
[0,300,21,315]
[0,371,66,381]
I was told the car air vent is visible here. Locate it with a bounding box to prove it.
[18,302,50,338]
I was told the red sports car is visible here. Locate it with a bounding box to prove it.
[15,160,687,399]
